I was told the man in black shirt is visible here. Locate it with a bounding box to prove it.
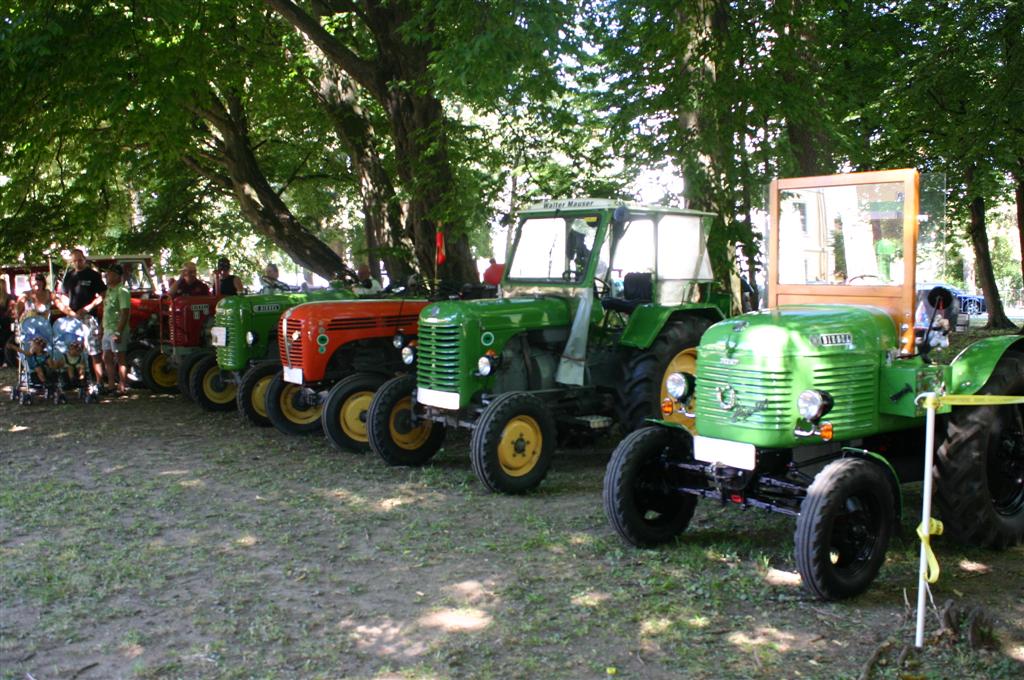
[57,248,107,384]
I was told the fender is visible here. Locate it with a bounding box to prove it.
[949,335,1024,395]
[619,303,725,350]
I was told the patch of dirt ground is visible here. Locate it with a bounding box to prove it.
[1,369,1022,679]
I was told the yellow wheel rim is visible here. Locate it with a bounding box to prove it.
[151,354,177,387]
[279,383,322,425]
[251,375,273,418]
[202,366,237,404]
[339,390,374,442]
[661,347,697,432]
[388,396,433,450]
[497,415,543,478]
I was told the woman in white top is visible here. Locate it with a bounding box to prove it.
[17,273,55,321]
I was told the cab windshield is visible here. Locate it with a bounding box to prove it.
[507,214,601,283]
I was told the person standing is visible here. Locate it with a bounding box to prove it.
[100,264,131,395]
[16,273,56,321]
[0,279,14,367]
[353,264,382,296]
[213,257,244,296]
[482,258,505,286]
[57,248,107,385]
[169,262,211,297]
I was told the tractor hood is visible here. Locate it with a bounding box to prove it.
[700,305,898,357]
[420,295,573,333]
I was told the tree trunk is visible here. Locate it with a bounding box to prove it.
[1016,166,1024,283]
[313,63,411,283]
[965,165,1017,329]
[266,0,479,287]
[186,91,349,280]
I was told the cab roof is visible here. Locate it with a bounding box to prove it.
[520,198,715,218]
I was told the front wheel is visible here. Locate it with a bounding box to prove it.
[266,373,324,435]
[140,347,177,393]
[935,350,1024,548]
[794,457,894,600]
[176,351,209,401]
[367,374,446,466]
[322,372,388,453]
[470,391,556,494]
[603,426,698,547]
[191,354,238,412]
[236,362,280,427]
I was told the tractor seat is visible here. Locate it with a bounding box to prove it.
[601,272,652,314]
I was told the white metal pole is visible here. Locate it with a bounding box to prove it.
[915,392,938,648]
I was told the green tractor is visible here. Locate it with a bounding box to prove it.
[369,199,732,494]
[195,283,356,423]
[604,169,1024,600]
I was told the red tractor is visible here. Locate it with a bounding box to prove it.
[266,297,431,448]
[139,294,223,397]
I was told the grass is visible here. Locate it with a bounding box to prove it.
[1,368,1022,679]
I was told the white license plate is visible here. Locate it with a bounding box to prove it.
[211,326,227,347]
[693,435,756,471]
[416,387,460,410]
[283,366,303,384]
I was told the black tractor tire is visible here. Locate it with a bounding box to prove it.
[176,351,210,401]
[191,354,238,412]
[616,317,711,432]
[934,350,1024,548]
[125,344,148,389]
[795,457,895,600]
[470,391,557,494]
[266,373,324,435]
[603,425,698,547]
[322,372,389,453]
[236,362,280,427]
[140,347,178,393]
[367,374,446,466]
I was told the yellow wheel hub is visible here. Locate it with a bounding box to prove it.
[497,415,542,477]
[339,390,374,442]
[389,396,433,450]
[202,366,237,404]
[279,383,322,425]
[251,375,273,418]
[151,354,177,387]
[661,347,697,432]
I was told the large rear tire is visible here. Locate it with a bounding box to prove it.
[322,372,388,453]
[603,425,698,547]
[470,391,556,494]
[367,374,446,466]
[140,347,177,393]
[236,362,279,427]
[794,457,894,600]
[266,373,324,435]
[191,354,238,412]
[176,351,209,401]
[616,317,710,432]
[935,350,1024,548]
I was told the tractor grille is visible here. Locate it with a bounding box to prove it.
[214,308,245,371]
[811,362,876,432]
[281,318,303,368]
[325,314,420,331]
[417,323,461,392]
[696,364,794,431]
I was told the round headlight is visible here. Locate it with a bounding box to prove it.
[477,355,493,376]
[665,372,692,401]
[401,346,416,365]
[798,390,833,422]
[245,331,256,345]
[291,330,301,341]
[392,333,405,349]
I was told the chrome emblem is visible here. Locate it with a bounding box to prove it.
[716,385,737,410]
[811,333,854,347]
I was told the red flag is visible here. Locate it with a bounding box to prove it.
[435,227,446,266]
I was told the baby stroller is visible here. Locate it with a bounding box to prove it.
[10,316,63,405]
[52,315,98,403]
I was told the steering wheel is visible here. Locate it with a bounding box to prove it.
[845,274,883,285]
[593,276,609,297]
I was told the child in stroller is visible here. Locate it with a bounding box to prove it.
[7,316,62,405]
[51,315,98,403]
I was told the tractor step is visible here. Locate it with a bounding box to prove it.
[571,415,614,430]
